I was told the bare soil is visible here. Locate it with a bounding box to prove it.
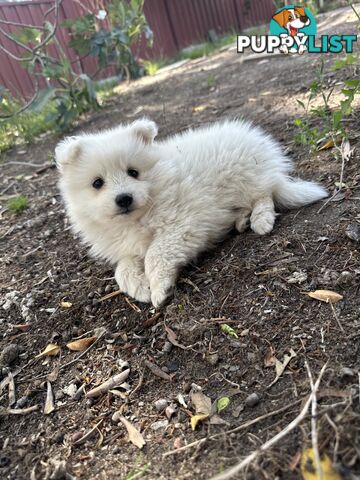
[0,7,359,480]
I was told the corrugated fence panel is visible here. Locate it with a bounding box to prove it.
[0,0,275,100]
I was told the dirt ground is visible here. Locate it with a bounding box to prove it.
[0,6,359,480]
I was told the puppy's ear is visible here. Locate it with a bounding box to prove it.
[130,118,158,145]
[272,9,287,27]
[295,7,306,17]
[55,136,82,170]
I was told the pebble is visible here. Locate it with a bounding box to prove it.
[154,399,168,412]
[206,353,219,366]
[150,419,169,431]
[111,411,122,423]
[0,344,19,366]
[340,367,355,378]
[346,224,360,242]
[162,341,172,353]
[52,431,65,444]
[71,432,84,443]
[245,393,260,407]
[335,271,353,286]
[15,396,28,408]
[165,404,177,419]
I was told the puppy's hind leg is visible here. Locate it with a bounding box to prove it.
[250,196,276,235]
[235,208,251,233]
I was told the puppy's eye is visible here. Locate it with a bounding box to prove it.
[92,177,104,189]
[127,168,139,179]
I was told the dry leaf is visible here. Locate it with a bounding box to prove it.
[264,347,276,367]
[301,448,342,480]
[36,343,60,359]
[190,391,212,430]
[66,336,97,351]
[191,413,209,430]
[10,323,30,332]
[268,349,297,388]
[341,139,352,162]
[192,105,207,113]
[304,290,343,304]
[60,301,72,308]
[318,138,335,151]
[165,326,188,350]
[44,381,55,415]
[119,417,145,449]
[191,391,212,415]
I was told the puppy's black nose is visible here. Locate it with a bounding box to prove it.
[115,194,133,209]
[300,15,308,22]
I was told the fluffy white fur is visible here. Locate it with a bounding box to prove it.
[56,118,327,308]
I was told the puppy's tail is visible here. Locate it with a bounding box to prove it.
[274,177,328,209]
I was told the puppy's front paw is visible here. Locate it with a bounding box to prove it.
[115,271,151,304]
[150,280,174,309]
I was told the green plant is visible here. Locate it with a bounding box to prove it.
[64,0,152,80]
[143,58,167,76]
[294,44,360,150]
[7,195,28,214]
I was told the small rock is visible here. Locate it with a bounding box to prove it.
[0,455,10,467]
[71,431,84,443]
[286,271,308,284]
[150,419,169,431]
[340,367,355,378]
[166,360,179,372]
[346,224,360,242]
[63,383,78,398]
[15,396,28,408]
[154,399,168,412]
[206,353,219,366]
[162,341,172,354]
[0,344,19,366]
[52,431,65,444]
[232,404,245,418]
[165,404,177,419]
[245,393,260,407]
[335,271,353,286]
[111,411,122,423]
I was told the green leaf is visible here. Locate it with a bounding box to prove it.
[217,397,230,413]
[221,324,238,338]
[11,27,42,45]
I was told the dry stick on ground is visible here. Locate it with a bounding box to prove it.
[209,362,328,480]
[163,398,304,457]
[86,369,130,398]
[306,361,323,480]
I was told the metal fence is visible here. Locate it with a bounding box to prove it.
[0,0,275,99]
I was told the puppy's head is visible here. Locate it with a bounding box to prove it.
[56,118,158,229]
[272,7,310,29]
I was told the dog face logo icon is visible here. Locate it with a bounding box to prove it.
[272,7,311,37]
[270,5,317,54]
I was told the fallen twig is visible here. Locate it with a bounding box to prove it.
[306,362,323,479]
[86,369,130,398]
[59,331,105,371]
[144,359,172,381]
[8,372,16,407]
[129,369,144,398]
[73,419,104,446]
[44,380,55,415]
[0,405,39,416]
[209,362,328,480]
[163,398,304,457]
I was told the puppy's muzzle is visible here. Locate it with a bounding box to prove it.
[115,193,133,214]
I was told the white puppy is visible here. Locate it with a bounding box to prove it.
[56,118,327,308]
